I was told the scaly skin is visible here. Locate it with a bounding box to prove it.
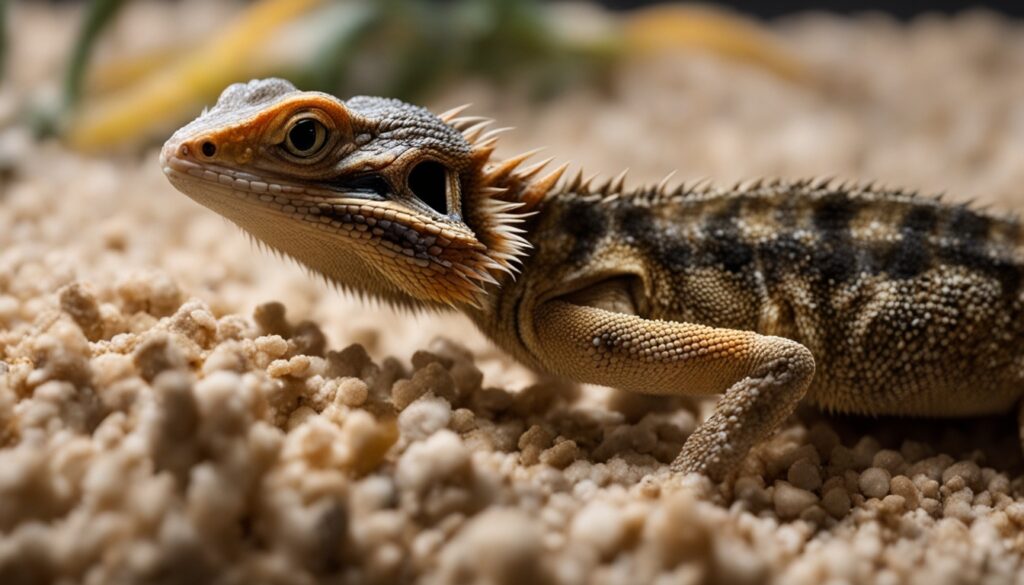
[161,79,1024,481]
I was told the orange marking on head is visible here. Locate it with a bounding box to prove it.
[196,95,355,160]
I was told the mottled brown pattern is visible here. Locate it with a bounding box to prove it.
[520,181,1024,418]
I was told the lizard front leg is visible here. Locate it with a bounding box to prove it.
[531,300,815,481]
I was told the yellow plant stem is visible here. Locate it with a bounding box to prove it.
[623,5,812,84]
[67,0,325,151]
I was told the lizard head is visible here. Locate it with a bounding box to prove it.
[161,78,564,308]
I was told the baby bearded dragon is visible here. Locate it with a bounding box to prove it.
[161,78,1024,481]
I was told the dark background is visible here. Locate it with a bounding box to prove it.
[595,1,1023,19]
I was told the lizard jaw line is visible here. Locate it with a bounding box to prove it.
[159,153,487,256]
[161,151,500,306]
[161,154,369,201]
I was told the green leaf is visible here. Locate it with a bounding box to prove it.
[64,0,130,108]
[33,0,128,138]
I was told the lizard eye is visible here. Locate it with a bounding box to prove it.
[284,118,327,157]
[407,160,448,215]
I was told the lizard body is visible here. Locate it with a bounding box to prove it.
[161,79,1024,480]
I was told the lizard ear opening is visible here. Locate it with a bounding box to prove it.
[408,160,449,215]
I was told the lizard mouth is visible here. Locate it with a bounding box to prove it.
[159,143,495,304]
[160,146,379,203]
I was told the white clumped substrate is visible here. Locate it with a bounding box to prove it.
[2,3,1024,584]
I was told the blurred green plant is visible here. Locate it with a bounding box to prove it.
[63,0,128,110]
[49,0,809,151]
[292,0,618,101]
[30,0,126,138]
[62,0,326,149]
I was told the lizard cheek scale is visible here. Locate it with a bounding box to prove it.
[164,78,1024,482]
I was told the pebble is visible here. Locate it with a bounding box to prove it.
[871,449,905,474]
[889,475,920,509]
[397,393,452,441]
[942,461,982,491]
[774,481,819,519]
[335,377,369,407]
[787,458,822,492]
[859,467,892,499]
[570,501,625,558]
[822,486,852,519]
[540,440,580,470]
[436,509,549,585]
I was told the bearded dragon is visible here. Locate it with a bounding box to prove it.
[160,78,1024,481]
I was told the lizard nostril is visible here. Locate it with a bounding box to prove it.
[201,141,217,158]
[177,144,190,157]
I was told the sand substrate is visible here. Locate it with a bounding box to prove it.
[3,3,1024,584]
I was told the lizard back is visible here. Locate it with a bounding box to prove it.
[520,180,1024,416]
